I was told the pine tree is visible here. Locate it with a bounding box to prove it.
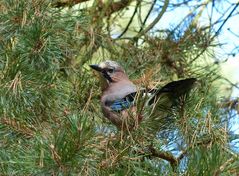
[0,0,238,175]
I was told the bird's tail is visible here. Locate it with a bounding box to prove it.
[148,78,197,105]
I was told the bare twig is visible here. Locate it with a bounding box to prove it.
[221,76,239,90]
[117,1,141,38]
[214,1,239,38]
[191,1,239,63]
[138,0,157,33]
[134,0,169,40]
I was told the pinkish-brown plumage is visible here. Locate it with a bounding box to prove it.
[90,60,141,129]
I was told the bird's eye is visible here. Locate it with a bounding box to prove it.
[107,68,114,73]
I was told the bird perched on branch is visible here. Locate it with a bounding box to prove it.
[90,60,196,130]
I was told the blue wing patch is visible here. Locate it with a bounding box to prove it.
[109,99,133,112]
[106,90,153,112]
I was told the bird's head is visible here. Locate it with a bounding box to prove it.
[90,60,129,87]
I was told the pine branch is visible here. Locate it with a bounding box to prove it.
[0,117,35,138]
[52,0,89,7]
[104,0,133,17]
[214,147,239,176]
[213,158,236,176]
[148,145,178,167]
[53,0,133,18]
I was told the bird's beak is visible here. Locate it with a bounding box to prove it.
[89,64,102,72]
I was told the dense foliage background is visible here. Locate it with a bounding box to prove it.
[0,0,238,175]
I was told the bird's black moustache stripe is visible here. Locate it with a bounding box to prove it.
[102,70,113,82]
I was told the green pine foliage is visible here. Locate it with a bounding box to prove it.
[0,0,238,175]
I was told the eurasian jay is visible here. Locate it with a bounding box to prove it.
[90,60,196,130]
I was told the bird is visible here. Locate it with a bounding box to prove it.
[90,60,196,130]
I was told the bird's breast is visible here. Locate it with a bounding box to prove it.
[101,83,137,105]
